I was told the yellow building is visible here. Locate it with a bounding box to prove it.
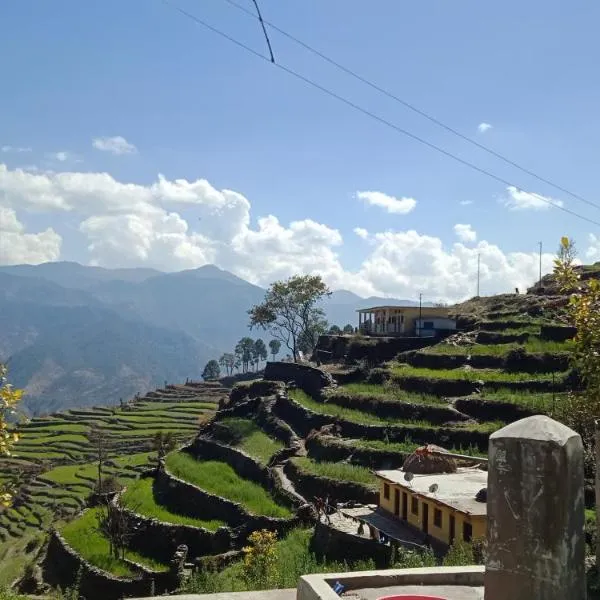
[357,305,455,337]
[376,468,487,547]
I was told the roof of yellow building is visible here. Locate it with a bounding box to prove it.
[376,467,487,517]
[356,305,450,313]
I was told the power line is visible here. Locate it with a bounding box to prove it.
[219,0,600,213]
[162,1,600,228]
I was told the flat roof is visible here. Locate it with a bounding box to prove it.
[356,305,450,313]
[376,468,487,517]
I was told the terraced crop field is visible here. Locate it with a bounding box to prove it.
[0,382,225,586]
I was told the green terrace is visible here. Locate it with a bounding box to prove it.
[290,457,377,488]
[473,389,569,412]
[421,338,573,355]
[216,418,284,465]
[330,383,446,405]
[350,438,486,457]
[122,477,225,530]
[165,452,292,518]
[288,389,501,433]
[61,508,168,576]
[390,364,569,383]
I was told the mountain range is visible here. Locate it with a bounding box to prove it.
[0,262,419,414]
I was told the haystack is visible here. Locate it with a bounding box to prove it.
[402,444,457,474]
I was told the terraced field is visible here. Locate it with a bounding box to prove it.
[0,300,583,597]
[0,382,226,587]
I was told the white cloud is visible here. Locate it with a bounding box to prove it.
[0,163,562,302]
[357,190,417,215]
[1,145,32,153]
[477,122,492,133]
[459,199,473,206]
[503,186,563,211]
[92,136,137,155]
[587,234,600,263]
[454,223,477,243]
[353,227,369,240]
[0,206,62,265]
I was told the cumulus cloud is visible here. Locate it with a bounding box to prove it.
[503,186,563,211]
[587,234,600,263]
[477,122,492,133]
[353,227,369,240]
[357,190,416,215]
[0,206,62,265]
[92,136,137,155]
[0,163,561,302]
[453,223,477,243]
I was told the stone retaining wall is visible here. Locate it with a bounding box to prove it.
[305,435,409,470]
[187,437,301,509]
[454,397,537,422]
[540,324,576,341]
[310,521,392,569]
[119,494,234,562]
[264,362,334,396]
[406,352,504,370]
[322,393,467,424]
[284,460,378,505]
[274,394,490,451]
[229,380,284,404]
[158,456,298,531]
[43,530,159,600]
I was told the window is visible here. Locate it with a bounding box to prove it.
[384,483,390,500]
[463,521,473,542]
[400,315,404,323]
[423,321,434,329]
[434,508,442,528]
[411,496,418,515]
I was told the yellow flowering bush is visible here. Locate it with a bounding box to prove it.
[1,364,23,506]
[242,529,278,589]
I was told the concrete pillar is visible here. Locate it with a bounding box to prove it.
[596,419,600,573]
[485,415,586,600]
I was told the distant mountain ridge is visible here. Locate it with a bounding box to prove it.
[0,262,415,413]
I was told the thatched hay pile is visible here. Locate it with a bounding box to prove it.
[402,444,457,474]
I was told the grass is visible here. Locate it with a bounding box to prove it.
[478,389,569,411]
[423,339,573,356]
[218,418,284,464]
[391,364,568,383]
[165,452,292,518]
[61,508,168,576]
[122,478,225,530]
[334,383,445,405]
[181,527,376,594]
[291,457,377,488]
[289,389,432,427]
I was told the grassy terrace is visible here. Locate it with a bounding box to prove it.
[165,452,292,518]
[289,390,500,433]
[291,457,377,488]
[333,383,445,405]
[421,339,573,355]
[218,418,284,465]
[390,364,568,383]
[61,508,168,576]
[350,438,486,457]
[122,478,225,530]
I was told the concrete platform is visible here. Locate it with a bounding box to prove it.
[297,565,485,600]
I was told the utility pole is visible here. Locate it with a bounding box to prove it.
[477,253,481,297]
[418,293,422,337]
[538,242,543,288]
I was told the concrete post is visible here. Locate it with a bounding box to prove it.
[485,415,586,600]
[596,419,600,573]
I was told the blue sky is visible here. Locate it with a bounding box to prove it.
[1,0,599,301]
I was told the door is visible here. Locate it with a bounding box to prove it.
[463,521,473,542]
[449,515,456,544]
[422,503,429,534]
[394,489,400,516]
[402,492,408,520]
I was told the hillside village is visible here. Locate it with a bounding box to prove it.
[1,258,599,600]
